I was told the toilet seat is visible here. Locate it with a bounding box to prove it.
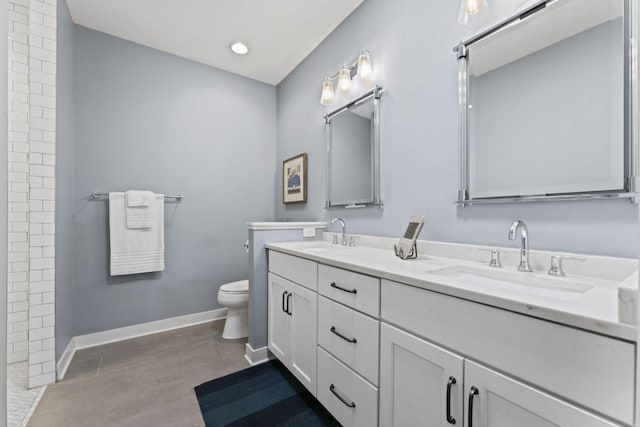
[220,280,249,294]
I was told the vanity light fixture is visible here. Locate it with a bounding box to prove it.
[458,0,489,25]
[320,78,335,105]
[229,41,249,55]
[319,49,374,106]
[338,66,352,94]
[357,50,373,85]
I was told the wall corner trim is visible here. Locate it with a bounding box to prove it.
[56,337,76,381]
[244,343,273,366]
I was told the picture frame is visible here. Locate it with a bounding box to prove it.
[283,153,308,204]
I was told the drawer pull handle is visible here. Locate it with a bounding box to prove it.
[446,376,456,424]
[468,386,479,427]
[286,293,292,316]
[330,326,357,343]
[330,282,357,294]
[330,384,356,408]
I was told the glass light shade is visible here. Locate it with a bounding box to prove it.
[320,78,335,105]
[338,66,352,94]
[357,50,373,85]
[458,0,488,25]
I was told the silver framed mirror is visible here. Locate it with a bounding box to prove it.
[324,86,383,209]
[454,0,638,206]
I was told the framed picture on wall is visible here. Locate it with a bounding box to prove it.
[283,153,307,204]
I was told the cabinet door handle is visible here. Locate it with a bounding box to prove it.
[330,326,357,343]
[330,282,357,294]
[286,293,292,316]
[282,291,288,313]
[446,376,456,424]
[468,386,479,427]
[281,291,287,313]
[329,384,356,408]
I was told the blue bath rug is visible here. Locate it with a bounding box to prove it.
[194,360,341,427]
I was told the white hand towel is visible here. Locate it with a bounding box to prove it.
[109,192,165,276]
[125,190,155,207]
[125,190,156,229]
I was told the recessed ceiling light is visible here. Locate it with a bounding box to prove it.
[229,42,249,55]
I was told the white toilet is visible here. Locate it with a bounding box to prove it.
[217,279,249,340]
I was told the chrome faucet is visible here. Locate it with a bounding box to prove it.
[329,218,347,246]
[508,220,533,272]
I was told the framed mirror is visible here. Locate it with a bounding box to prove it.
[324,86,383,208]
[455,0,638,205]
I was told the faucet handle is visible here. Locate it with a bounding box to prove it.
[548,255,585,277]
[332,234,339,245]
[478,248,502,268]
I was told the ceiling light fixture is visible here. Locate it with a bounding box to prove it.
[458,0,489,25]
[229,41,249,55]
[319,49,374,106]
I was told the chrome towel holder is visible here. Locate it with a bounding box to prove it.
[90,191,184,201]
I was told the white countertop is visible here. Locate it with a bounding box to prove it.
[247,221,326,230]
[266,240,636,342]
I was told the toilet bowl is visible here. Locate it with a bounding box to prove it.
[217,280,249,340]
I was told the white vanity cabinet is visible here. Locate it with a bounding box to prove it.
[316,263,381,427]
[382,279,634,426]
[464,361,619,427]
[380,323,464,427]
[380,322,620,427]
[267,271,317,395]
[267,247,636,427]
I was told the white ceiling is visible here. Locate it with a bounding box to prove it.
[66,0,364,85]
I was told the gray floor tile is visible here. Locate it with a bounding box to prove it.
[27,319,248,427]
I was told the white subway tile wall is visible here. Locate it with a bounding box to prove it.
[8,0,31,366]
[7,0,57,389]
[28,0,56,388]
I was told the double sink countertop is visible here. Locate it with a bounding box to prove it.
[266,236,637,342]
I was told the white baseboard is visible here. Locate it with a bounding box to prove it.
[74,308,228,350]
[56,309,227,381]
[244,343,272,366]
[56,337,76,381]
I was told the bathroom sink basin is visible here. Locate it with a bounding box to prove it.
[303,245,351,253]
[428,265,594,294]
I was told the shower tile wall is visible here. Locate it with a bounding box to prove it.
[7,0,31,366]
[6,0,57,389]
[27,0,57,388]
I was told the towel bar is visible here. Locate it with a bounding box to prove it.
[90,192,184,201]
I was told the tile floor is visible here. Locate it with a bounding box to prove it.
[7,362,45,427]
[26,320,250,427]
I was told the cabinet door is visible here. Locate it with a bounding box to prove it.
[267,273,290,364]
[289,281,318,396]
[464,360,619,427]
[380,323,464,427]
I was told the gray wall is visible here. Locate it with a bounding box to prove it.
[71,26,276,336]
[55,0,74,360]
[276,0,638,258]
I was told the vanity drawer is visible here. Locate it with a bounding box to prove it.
[381,279,635,425]
[269,251,317,291]
[317,347,378,427]
[318,265,380,317]
[318,296,380,385]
